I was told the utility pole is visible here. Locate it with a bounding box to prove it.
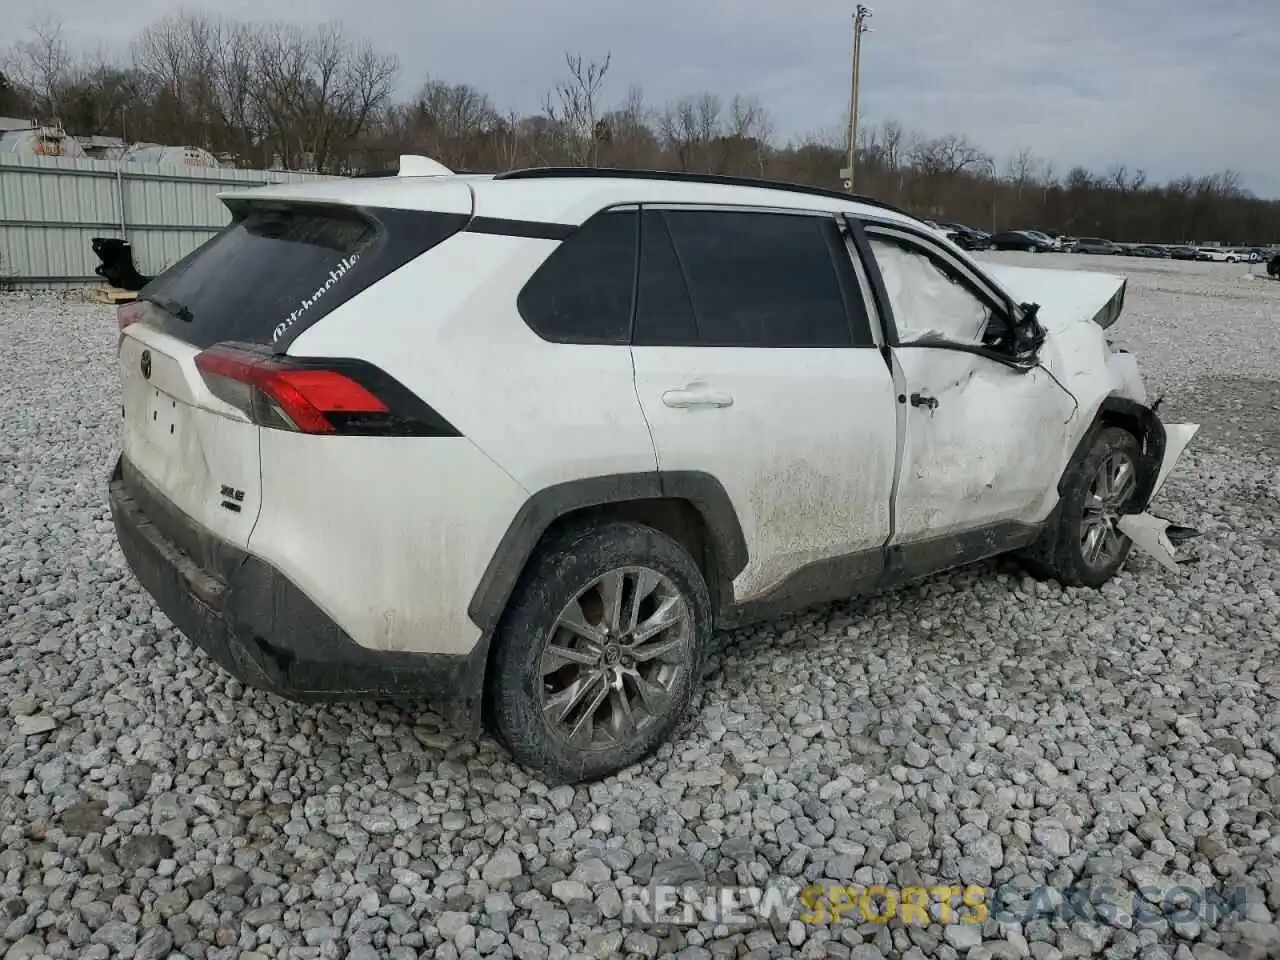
[841,5,872,193]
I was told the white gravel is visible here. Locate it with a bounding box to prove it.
[2,259,1280,960]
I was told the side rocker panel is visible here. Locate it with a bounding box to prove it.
[466,471,749,634]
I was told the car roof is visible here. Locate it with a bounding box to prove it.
[219,164,923,230]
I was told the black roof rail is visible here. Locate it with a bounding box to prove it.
[493,166,909,216]
[350,165,490,179]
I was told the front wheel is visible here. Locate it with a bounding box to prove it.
[487,521,711,783]
[1020,427,1143,588]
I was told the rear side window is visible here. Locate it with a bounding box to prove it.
[517,208,638,344]
[634,208,868,348]
[139,203,468,350]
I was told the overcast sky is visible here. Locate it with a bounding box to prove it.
[18,0,1280,197]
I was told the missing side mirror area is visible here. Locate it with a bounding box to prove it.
[1010,301,1047,360]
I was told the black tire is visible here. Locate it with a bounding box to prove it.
[1020,426,1143,588]
[487,521,712,784]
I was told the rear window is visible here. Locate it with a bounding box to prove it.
[139,203,468,350]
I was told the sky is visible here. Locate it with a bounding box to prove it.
[13,0,1280,197]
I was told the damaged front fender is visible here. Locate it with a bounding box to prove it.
[1117,422,1200,571]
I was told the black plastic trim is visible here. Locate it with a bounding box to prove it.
[495,166,910,216]
[720,521,1043,627]
[1062,395,1167,512]
[466,216,575,241]
[891,339,1040,373]
[109,456,489,732]
[823,216,877,347]
[467,471,749,633]
[845,216,900,345]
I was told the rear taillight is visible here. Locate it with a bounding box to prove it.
[194,343,399,435]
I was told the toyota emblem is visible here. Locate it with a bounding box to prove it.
[140,349,152,379]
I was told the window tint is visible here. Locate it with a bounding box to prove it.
[518,208,637,343]
[634,211,698,345]
[635,209,867,348]
[140,203,465,350]
[868,235,993,345]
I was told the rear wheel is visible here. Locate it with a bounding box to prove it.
[487,521,711,783]
[1021,427,1142,588]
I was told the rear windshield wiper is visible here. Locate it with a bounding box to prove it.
[138,293,195,324]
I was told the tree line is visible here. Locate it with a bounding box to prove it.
[3,14,1276,244]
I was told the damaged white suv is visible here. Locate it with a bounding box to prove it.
[109,161,1197,783]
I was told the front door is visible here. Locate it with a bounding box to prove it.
[858,224,1076,558]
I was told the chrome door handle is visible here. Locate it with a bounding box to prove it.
[910,392,938,410]
[662,384,734,409]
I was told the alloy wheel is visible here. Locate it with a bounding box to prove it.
[539,566,692,750]
[1080,450,1138,568]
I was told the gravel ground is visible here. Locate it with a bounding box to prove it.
[2,258,1280,960]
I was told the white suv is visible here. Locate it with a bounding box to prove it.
[109,160,1198,783]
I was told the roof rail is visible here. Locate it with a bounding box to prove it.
[493,166,908,216]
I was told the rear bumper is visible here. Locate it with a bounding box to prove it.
[108,456,488,732]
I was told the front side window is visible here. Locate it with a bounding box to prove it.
[867,234,994,346]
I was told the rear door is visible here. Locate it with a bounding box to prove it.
[629,205,899,604]
[117,188,473,546]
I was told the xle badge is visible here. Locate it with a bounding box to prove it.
[220,485,246,514]
[140,349,152,379]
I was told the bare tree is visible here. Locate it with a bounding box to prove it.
[398,80,498,168]
[3,13,1278,243]
[251,22,396,172]
[659,93,723,171]
[910,133,991,176]
[725,95,772,176]
[543,52,611,166]
[9,17,74,120]
[599,84,658,167]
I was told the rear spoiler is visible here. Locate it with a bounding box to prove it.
[217,155,457,202]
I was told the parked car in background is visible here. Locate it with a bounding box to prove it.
[1023,230,1063,251]
[1072,237,1121,255]
[1132,245,1170,258]
[1167,246,1200,261]
[1268,252,1280,278]
[938,223,992,251]
[989,230,1055,252]
[1197,248,1239,263]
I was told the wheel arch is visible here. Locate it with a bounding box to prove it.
[1059,395,1167,512]
[467,471,748,637]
